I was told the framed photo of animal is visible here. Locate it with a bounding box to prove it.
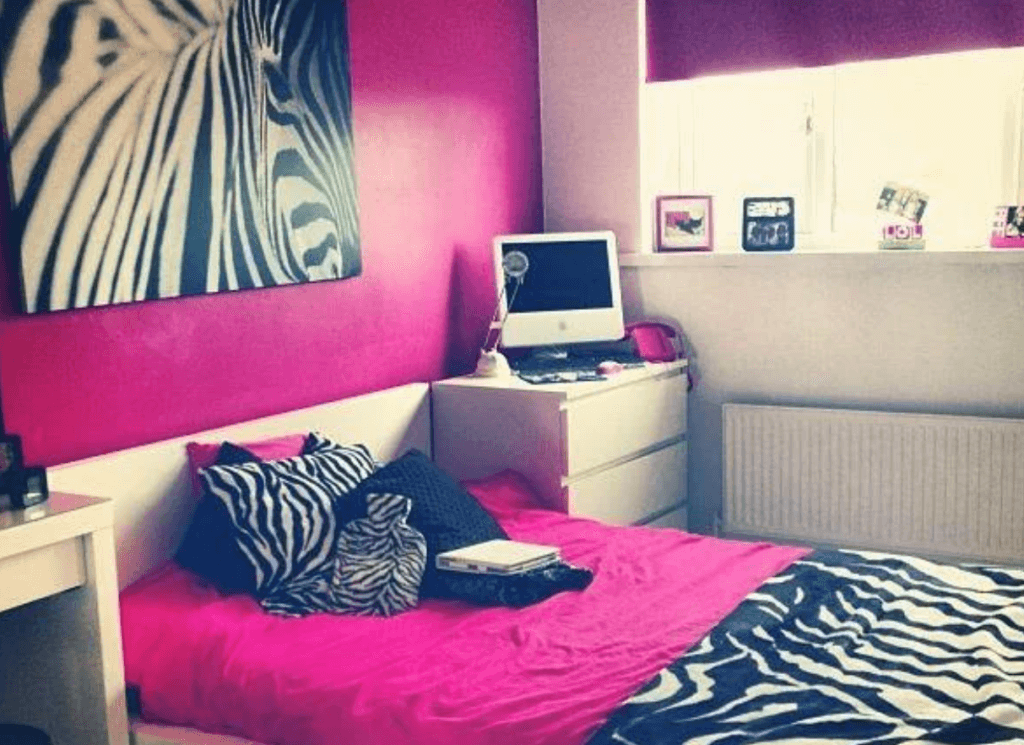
[656,195,713,251]
[0,0,362,313]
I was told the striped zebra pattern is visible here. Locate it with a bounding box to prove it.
[0,0,360,311]
[589,550,1024,745]
[199,434,375,604]
[330,492,427,617]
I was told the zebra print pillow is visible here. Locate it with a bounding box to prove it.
[337,449,508,601]
[199,435,376,599]
[331,492,428,616]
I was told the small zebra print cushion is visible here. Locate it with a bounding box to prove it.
[331,492,427,617]
[339,450,508,601]
[199,434,377,599]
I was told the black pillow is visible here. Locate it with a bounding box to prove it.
[175,442,264,595]
[340,450,507,599]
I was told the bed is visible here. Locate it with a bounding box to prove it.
[50,382,1024,745]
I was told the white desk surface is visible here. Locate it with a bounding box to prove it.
[0,490,128,745]
[0,492,113,561]
[437,359,687,399]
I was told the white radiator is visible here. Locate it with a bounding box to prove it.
[723,404,1024,565]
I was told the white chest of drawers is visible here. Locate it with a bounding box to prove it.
[431,360,688,527]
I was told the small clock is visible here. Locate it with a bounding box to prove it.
[15,466,49,509]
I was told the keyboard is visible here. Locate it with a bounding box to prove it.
[511,350,646,383]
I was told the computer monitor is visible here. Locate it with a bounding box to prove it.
[493,231,624,349]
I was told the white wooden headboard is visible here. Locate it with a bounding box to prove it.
[49,383,432,589]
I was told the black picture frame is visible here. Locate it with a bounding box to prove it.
[742,197,795,252]
[0,434,25,502]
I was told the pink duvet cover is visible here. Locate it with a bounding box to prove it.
[121,473,807,745]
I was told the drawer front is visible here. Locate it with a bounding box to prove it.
[566,440,687,526]
[563,370,687,477]
[0,537,86,613]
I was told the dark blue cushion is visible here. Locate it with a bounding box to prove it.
[175,442,265,594]
[0,724,51,744]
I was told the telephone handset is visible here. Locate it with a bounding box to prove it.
[625,321,679,362]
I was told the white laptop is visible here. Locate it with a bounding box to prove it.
[436,539,560,575]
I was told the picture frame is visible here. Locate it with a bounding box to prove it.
[990,206,1024,249]
[877,182,928,224]
[0,0,362,313]
[0,433,23,491]
[0,435,24,499]
[656,196,713,251]
[742,197,795,252]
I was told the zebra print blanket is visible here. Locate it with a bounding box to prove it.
[589,549,1024,745]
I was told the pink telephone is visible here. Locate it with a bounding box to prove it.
[625,321,679,362]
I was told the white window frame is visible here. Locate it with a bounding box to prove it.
[640,49,1024,255]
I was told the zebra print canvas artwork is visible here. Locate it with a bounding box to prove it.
[0,0,361,312]
[589,549,1024,745]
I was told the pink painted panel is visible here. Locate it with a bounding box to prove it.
[0,0,543,465]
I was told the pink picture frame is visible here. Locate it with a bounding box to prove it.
[990,206,1024,249]
[656,195,713,251]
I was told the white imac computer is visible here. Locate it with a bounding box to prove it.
[492,230,624,350]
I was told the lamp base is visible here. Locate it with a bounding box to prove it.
[474,349,512,378]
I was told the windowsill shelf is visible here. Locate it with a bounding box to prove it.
[620,248,1024,268]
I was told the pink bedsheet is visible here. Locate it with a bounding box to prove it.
[121,475,807,745]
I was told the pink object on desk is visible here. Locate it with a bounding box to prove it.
[625,321,679,362]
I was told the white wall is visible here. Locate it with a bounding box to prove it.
[538,2,1024,533]
[621,256,1024,532]
[537,0,642,251]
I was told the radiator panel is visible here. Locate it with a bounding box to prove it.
[723,405,1024,564]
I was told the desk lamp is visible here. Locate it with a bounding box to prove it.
[475,250,529,377]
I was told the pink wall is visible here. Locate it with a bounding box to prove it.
[0,0,543,466]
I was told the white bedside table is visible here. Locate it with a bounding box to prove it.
[432,360,688,527]
[0,493,129,745]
